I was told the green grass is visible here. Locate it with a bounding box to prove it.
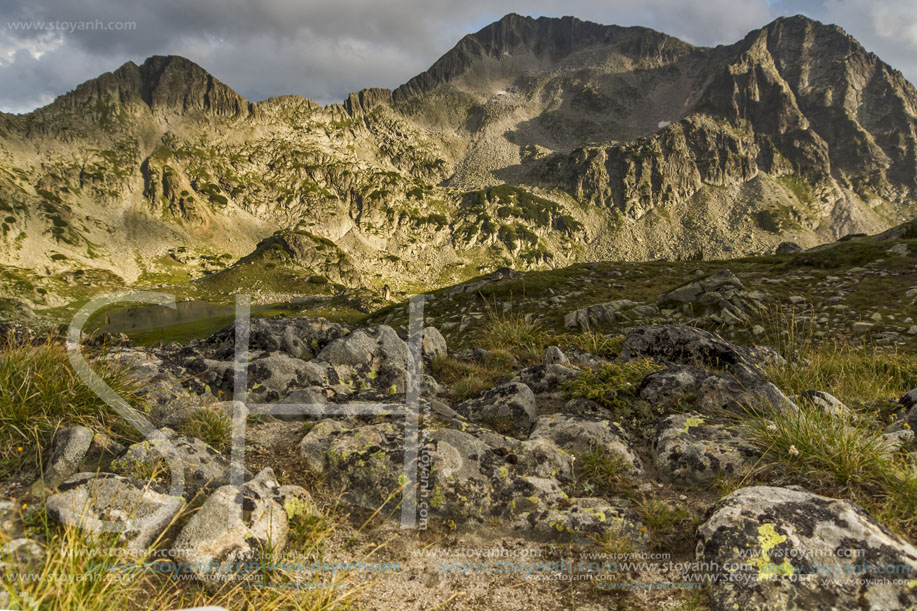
[0,340,144,476]
[767,343,917,407]
[560,360,662,412]
[634,497,702,553]
[744,404,917,539]
[473,305,551,365]
[574,446,631,496]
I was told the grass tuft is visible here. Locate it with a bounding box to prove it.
[744,404,917,538]
[180,407,232,451]
[0,340,144,477]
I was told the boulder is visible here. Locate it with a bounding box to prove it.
[173,483,288,584]
[544,346,570,365]
[194,316,349,361]
[421,326,448,362]
[316,324,409,392]
[248,353,333,401]
[454,382,538,436]
[621,325,758,370]
[775,242,803,254]
[657,271,766,324]
[695,364,797,415]
[563,300,639,330]
[653,413,759,484]
[40,426,93,489]
[111,428,235,499]
[529,414,641,474]
[638,365,711,409]
[697,486,917,610]
[46,473,184,553]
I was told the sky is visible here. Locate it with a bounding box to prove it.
[1,0,916,114]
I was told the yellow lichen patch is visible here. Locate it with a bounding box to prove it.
[754,523,794,581]
[283,496,313,520]
[681,415,705,434]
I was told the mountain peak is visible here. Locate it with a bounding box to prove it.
[34,54,250,119]
[393,13,694,101]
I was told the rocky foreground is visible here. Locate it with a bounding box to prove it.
[3,302,917,609]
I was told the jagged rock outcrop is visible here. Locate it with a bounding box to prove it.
[1,13,916,314]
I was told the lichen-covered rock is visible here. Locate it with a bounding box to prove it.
[694,364,797,415]
[639,365,711,409]
[112,428,235,499]
[46,473,184,553]
[513,497,646,544]
[640,362,797,416]
[518,437,574,483]
[529,414,641,474]
[298,419,353,472]
[323,421,422,511]
[455,382,537,436]
[653,413,759,484]
[248,353,334,401]
[697,486,917,610]
[428,428,505,521]
[174,483,288,584]
[243,467,316,520]
[621,325,762,370]
[316,324,409,393]
[192,316,349,361]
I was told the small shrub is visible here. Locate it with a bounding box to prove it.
[560,360,662,411]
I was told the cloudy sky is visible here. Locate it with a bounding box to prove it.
[1,0,916,113]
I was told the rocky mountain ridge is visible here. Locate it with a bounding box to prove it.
[0,14,915,317]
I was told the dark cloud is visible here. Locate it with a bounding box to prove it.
[0,0,914,113]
